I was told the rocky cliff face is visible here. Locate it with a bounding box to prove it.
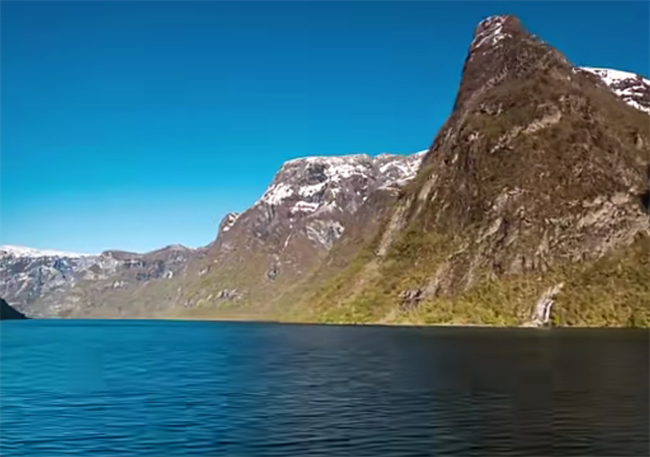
[217,152,424,254]
[180,152,426,313]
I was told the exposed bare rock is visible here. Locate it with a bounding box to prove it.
[216,289,241,301]
[398,288,426,311]
[526,283,564,327]
[217,213,240,236]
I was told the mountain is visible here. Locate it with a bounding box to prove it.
[0,246,96,316]
[175,151,426,317]
[274,15,650,326]
[0,297,27,320]
[2,15,649,325]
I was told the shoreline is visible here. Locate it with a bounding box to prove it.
[11,314,646,329]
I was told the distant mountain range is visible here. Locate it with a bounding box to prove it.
[0,244,202,317]
[2,15,649,326]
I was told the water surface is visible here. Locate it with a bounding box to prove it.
[1,320,648,456]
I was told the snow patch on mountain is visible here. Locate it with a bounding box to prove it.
[305,220,345,250]
[471,15,510,52]
[582,67,649,87]
[220,213,240,233]
[261,182,294,206]
[0,243,198,317]
[299,182,327,198]
[291,201,320,215]
[581,67,650,114]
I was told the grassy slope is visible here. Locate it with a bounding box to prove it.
[283,230,649,327]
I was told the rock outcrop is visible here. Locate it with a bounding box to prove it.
[0,297,27,320]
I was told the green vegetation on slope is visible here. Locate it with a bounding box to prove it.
[289,232,649,327]
[553,234,650,327]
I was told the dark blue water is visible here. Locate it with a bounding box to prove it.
[0,320,648,456]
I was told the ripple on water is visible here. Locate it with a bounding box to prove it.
[0,321,648,457]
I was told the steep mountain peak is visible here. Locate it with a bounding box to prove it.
[454,14,568,113]
[4,13,649,325]
[392,15,650,301]
[470,15,523,53]
[194,149,428,309]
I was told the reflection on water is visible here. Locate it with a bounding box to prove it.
[1,320,648,456]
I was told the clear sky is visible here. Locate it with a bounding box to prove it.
[1,1,648,254]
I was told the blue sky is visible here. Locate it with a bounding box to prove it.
[1,1,648,254]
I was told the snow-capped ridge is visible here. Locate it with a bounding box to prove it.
[236,149,428,252]
[0,245,94,258]
[257,149,427,208]
[283,149,428,166]
[580,67,650,114]
[581,67,649,86]
[0,243,197,262]
[284,153,371,166]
